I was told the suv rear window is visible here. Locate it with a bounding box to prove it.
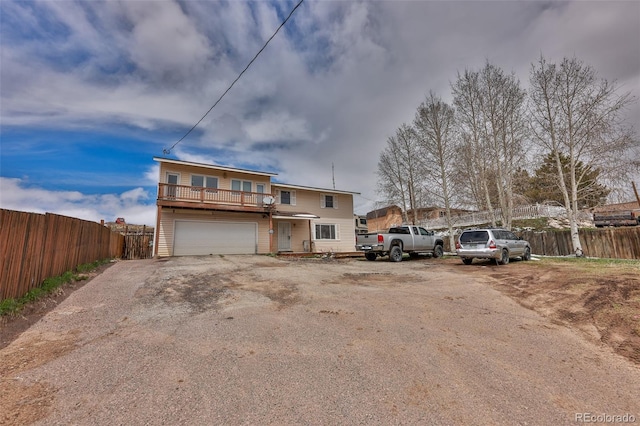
[460,231,489,244]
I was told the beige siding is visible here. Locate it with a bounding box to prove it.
[157,208,270,256]
[273,219,314,252]
[272,187,356,252]
[159,163,272,194]
[311,217,357,252]
[274,188,354,220]
[154,161,358,255]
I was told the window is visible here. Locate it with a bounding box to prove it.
[315,224,338,240]
[419,227,433,236]
[277,190,296,205]
[505,231,518,240]
[321,194,338,209]
[460,231,489,244]
[191,175,218,192]
[231,179,252,193]
[325,195,334,208]
[389,227,410,234]
[360,218,367,225]
[192,175,204,188]
[282,191,291,204]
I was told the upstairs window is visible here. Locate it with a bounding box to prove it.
[191,175,218,192]
[276,190,296,206]
[321,194,338,209]
[231,179,252,193]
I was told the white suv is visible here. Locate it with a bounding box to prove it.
[456,228,531,265]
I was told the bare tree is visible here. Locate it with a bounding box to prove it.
[377,124,426,223]
[451,63,528,229]
[478,63,527,228]
[529,55,638,256]
[414,92,458,251]
[451,70,493,219]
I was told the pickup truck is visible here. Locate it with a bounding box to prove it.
[356,225,444,262]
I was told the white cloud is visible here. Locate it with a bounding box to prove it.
[0,178,156,226]
[1,0,638,217]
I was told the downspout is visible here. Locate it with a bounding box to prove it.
[153,205,161,258]
[269,209,274,253]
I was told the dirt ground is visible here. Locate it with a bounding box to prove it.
[465,257,640,365]
[1,255,639,425]
[0,263,113,349]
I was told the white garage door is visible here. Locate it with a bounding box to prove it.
[173,220,257,255]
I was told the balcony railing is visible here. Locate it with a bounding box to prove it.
[158,183,271,208]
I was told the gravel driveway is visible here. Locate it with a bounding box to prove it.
[2,255,639,425]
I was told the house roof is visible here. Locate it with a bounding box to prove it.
[153,157,278,177]
[366,205,401,220]
[272,182,360,195]
[153,158,361,195]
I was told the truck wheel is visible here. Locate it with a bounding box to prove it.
[365,252,377,261]
[522,247,531,261]
[497,249,510,265]
[433,244,444,259]
[389,246,403,262]
[462,257,473,265]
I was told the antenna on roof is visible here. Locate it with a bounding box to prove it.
[332,162,335,189]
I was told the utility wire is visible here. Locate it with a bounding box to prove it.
[163,0,305,155]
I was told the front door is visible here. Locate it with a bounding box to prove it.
[278,222,291,251]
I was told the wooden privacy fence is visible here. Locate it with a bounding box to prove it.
[123,233,153,260]
[443,227,640,259]
[0,209,124,300]
[519,227,640,259]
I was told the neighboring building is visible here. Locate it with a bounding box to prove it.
[153,157,359,256]
[366,206,403,232]
[354,215,368,234]
[366,205,472,231]
[590,201,640,213]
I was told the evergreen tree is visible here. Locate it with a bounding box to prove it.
[518,152,610,208]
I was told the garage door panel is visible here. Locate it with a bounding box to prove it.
[174,221,256,255]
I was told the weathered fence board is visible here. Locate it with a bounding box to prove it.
[0,209,124,300]
[519,227,640,259]
[124,234,153,260]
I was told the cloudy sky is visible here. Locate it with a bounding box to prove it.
[1,0,639,226]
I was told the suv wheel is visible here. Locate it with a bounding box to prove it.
[433,244,444,259]
[497,249,509,265]
[522,247,531,261]
[462,257,473,265]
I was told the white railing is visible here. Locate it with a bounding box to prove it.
[419,204,591,230]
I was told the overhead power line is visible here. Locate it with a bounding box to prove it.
[163,0,305,155]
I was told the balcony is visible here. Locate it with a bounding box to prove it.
[157,183,273,213]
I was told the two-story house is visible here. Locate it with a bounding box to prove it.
[153,157,359,256]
